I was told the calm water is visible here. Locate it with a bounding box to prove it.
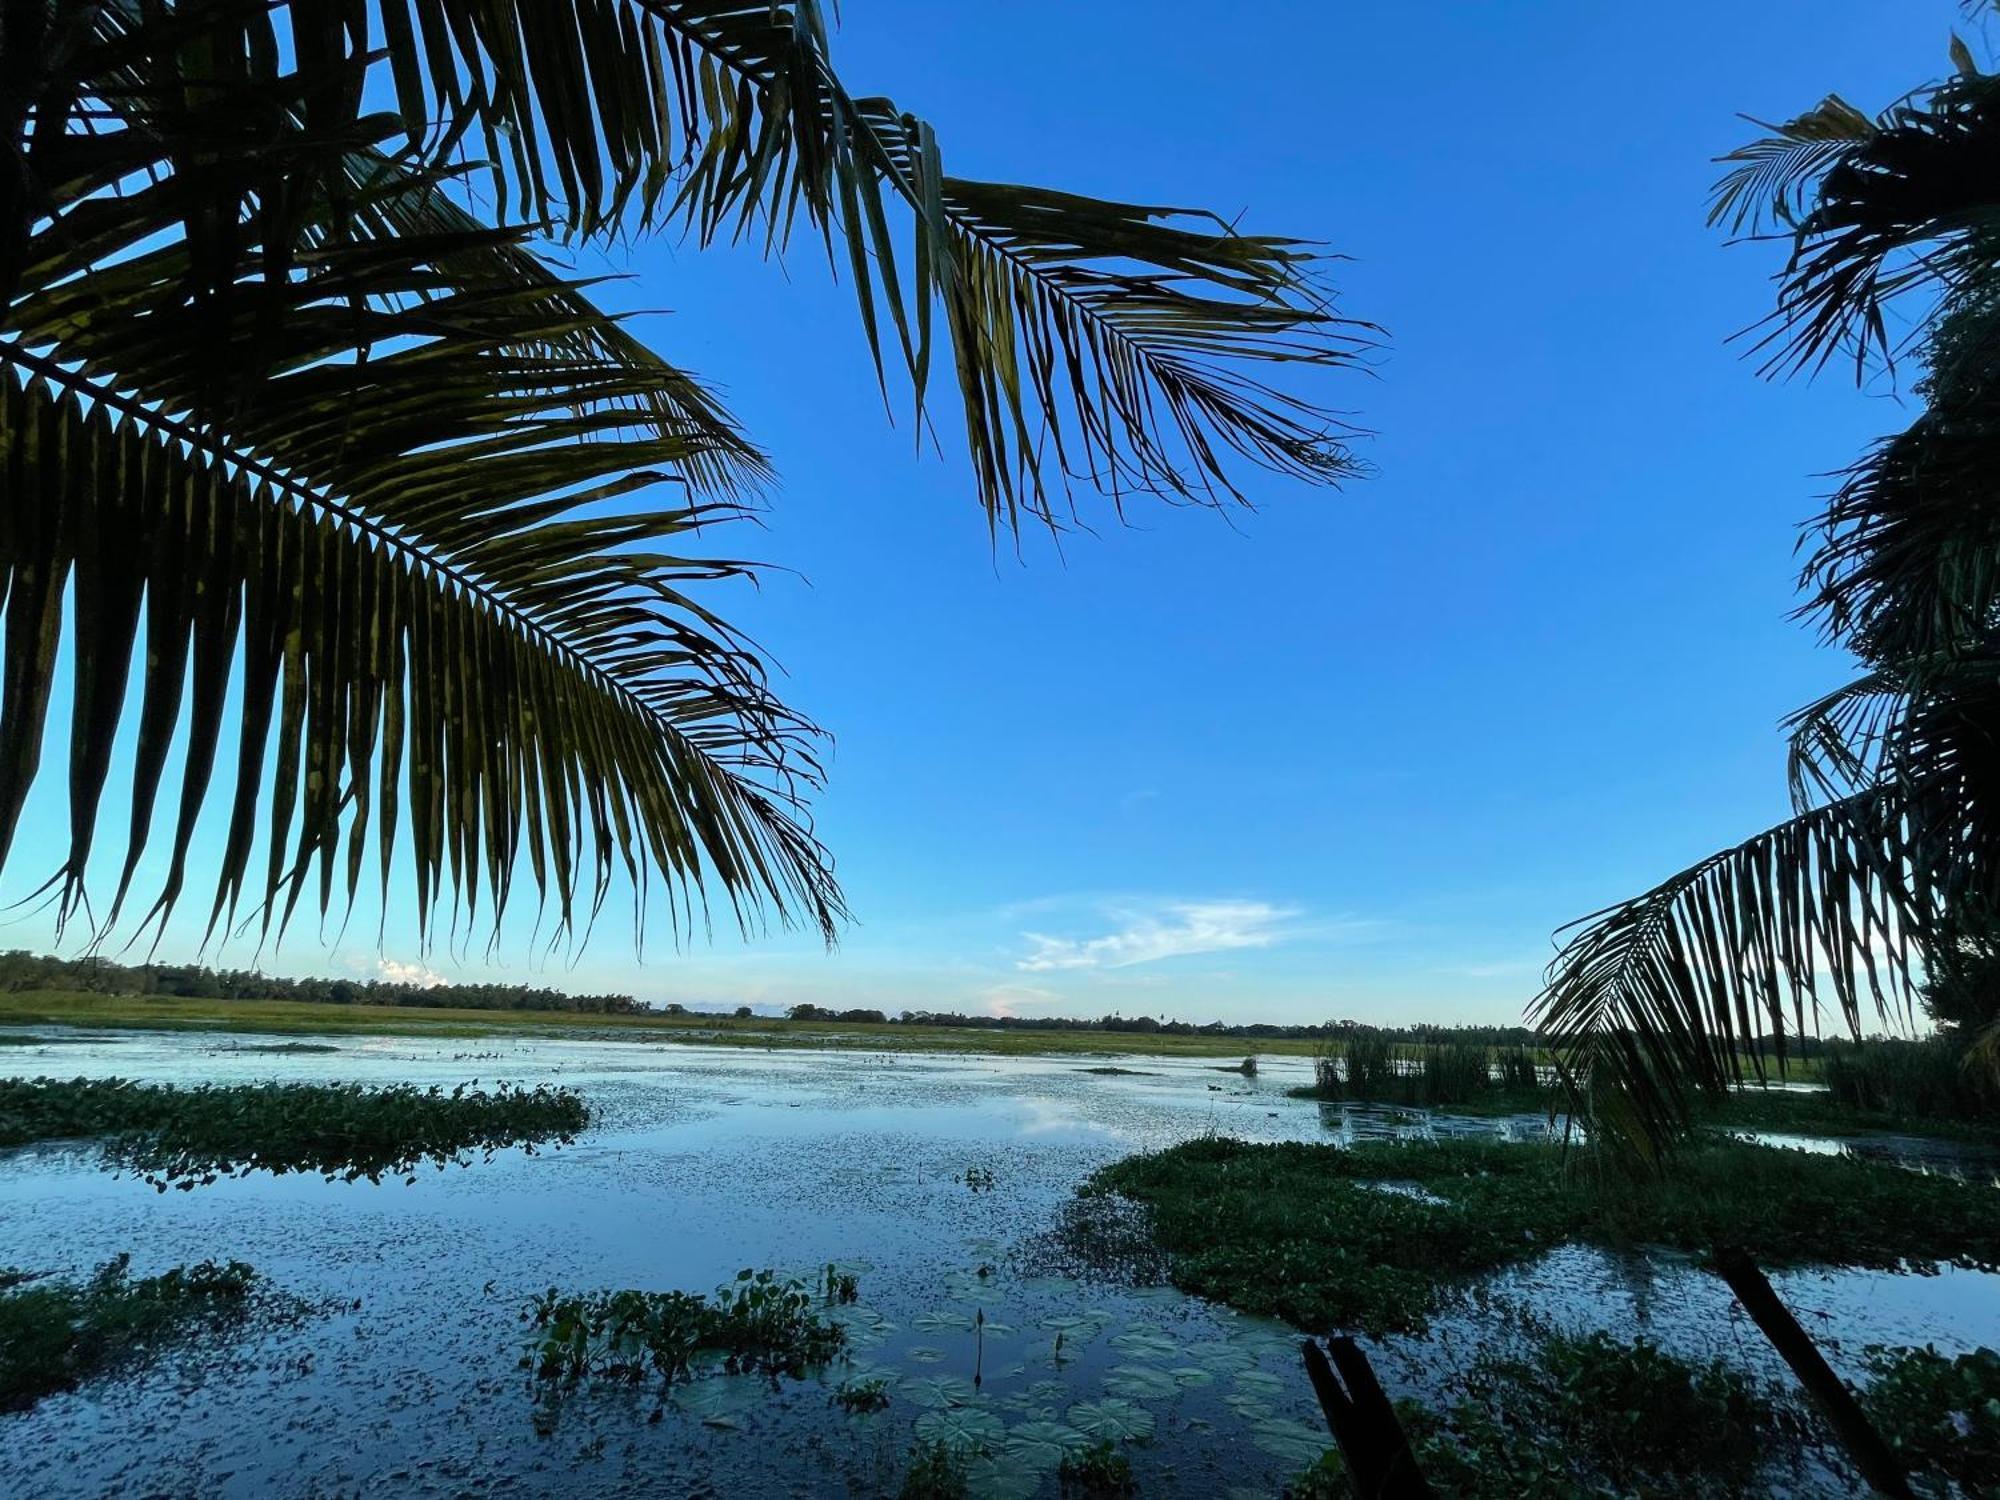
[1,1031,1994,1497]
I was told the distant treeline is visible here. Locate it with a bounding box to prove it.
[0,951,641,1014]
[792,1004,1543,1046]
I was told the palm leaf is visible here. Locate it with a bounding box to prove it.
[1533,791,1935,1159]
[13,0,1372,532]
[1,100,837,951]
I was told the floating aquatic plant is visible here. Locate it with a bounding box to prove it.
[1,1076,587,1188]
[0,1254,258,1411]
[522,1268,846,1391]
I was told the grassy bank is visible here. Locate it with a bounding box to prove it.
[1079,1137,2000,1336]
[1,1077,587,1187]
[0,988,1325,1059]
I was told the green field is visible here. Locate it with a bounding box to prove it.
[0,989,1323,1060]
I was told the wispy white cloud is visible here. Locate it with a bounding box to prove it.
[1017,899,1301,972]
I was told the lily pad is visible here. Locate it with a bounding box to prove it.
[915,1405,1005,1454]
[1001,1379,1072,1413]
[905,1345,950,1365]
[965,1455,1043,1500]
[902,1374,979,1409]
[1224,1384,1288,1408]
[1066,1399,1156,1444]
[1104,1364,1179,1399]
[1167,1366,1216,1389]
[1251,1418,1330,1465]
[915,1310,975,1334]
[1108,1328,1181,1361]
[1002,1419,1086,1472]
[1182,1340,1255,1374]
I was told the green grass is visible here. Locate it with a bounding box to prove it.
[0,1254,257,1410]
[1081,1136,2000,1336]
[0,1076,588,1187]
[0,988,1324,1058]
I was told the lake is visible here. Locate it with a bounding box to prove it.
[1,1031,1993,1497]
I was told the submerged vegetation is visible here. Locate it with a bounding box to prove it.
[0,1255,258,1411]
[0,1077,586,1188]
[522,1270,848,1393]
[1082,1137,2000,1335]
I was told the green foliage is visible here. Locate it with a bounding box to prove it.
[833,1376,891,1414]
[0,1254,256,1411]
[1861,1344,2000,1494]
[1057,1439,1136,1497]
[523,1269,846,1390]
[1083,1137,2000,1335]
[897,1440,970,1500]
[0,1077,586,1188]
[1283,1449,1347,1499]
[1303,1038,1551,1108]
[1823,1035,1997,1122]
[1408,1331,1799,1498]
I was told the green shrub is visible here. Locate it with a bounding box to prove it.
[1823,1036,1996,1122]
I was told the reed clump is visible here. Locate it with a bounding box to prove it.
[1304,1036,1550,1108]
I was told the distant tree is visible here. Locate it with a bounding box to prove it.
[734,1005,755,1020]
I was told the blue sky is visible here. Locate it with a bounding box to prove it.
[2,2,1969,1024]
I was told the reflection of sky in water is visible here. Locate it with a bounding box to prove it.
[0,1030,1994,1497]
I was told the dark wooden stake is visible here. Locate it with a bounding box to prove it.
[1301,1336,1434,1498]
[1712,1245,1915,1500]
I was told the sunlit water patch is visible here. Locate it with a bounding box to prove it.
[0,1032,1994,1496]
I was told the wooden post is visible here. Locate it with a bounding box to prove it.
[1712,1246,1915,1500]
[1300,1336,1435,1498]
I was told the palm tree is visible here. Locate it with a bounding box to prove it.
[1535,18,2000,1154]
[0,2,1368,955]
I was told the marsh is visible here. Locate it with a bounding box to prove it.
[1,1032,1991,1497]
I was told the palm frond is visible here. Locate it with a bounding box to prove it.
[1533,792,1934,1158]
[1801,381,2000,661]
[1,106,838,951]
[1782,670,1903,812]
[1719,69,2000,378]
[1709,94,1878,236]
[14,0,1372,533]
